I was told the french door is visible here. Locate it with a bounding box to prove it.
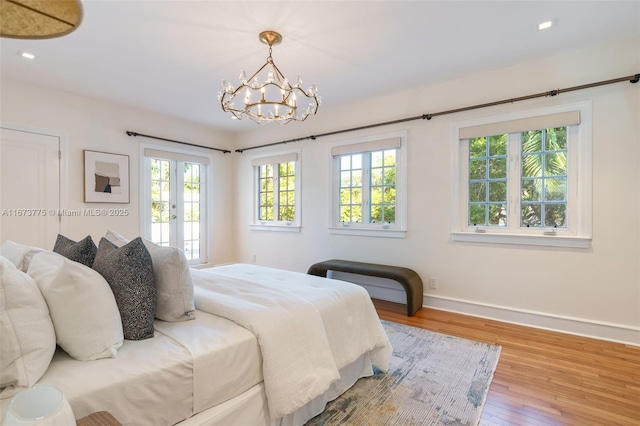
[142,151,207,265]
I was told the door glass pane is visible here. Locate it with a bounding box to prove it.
[147,157,206,264]
[182,163,201,261]
[150,159,171,245]
[161,223,170,245]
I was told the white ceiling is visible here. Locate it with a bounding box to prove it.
[1,1,639,133]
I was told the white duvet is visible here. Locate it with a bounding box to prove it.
[190,264,392,420]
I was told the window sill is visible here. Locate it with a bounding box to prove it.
[451,231,591,248]
[250,223,301,233]
[328,226,406,239]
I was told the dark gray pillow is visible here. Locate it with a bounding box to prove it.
[93,237,156,340]
[53,234,97,267]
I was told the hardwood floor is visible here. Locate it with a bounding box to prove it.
[372,299,640,426]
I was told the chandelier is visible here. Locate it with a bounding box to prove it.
[218,31,320,125]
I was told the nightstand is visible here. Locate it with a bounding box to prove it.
[76,411,122,426]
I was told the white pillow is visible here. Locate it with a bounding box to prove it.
[26,251,124,361]
[104,229,130,248]
[0,256,56,399]
[0,240,43,272]
[105,230,195,322]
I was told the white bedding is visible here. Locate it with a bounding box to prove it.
[190,264,392,420]
[1,312,263,426]
[154,310,263,414]
[179,352,374,426]
[1,263,391,426]
[35,331,194,425]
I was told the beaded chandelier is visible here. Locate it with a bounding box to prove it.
[218,31,320,125]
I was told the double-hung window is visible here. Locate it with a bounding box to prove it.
[330,131,407,238]
[141,146,210,264]
[251,152,300,231]
[451,102,592,248]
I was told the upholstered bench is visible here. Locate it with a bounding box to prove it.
[307,259,423,316]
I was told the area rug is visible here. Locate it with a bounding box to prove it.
[306,320,501,426]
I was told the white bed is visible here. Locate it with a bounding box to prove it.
[2,263,392,426]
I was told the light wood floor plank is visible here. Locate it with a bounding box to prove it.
[373,299,640,426]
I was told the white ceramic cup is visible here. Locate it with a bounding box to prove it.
[2,386,75,426]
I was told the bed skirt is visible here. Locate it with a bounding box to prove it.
[177,351,374,426]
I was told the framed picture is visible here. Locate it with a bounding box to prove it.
[84,150,130,203]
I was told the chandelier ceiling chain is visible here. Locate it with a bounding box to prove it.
[218,30,321,125]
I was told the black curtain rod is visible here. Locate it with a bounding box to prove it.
[126,131,231,154]
[235,73,639,153]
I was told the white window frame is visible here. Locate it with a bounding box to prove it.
[451,101,592,248]
[139,142,213,265]
[329,130,407,238]
[250,150,301,232]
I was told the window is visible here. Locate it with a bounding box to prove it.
[520,127,568,228]
[141,147,210,264]
[330,131,407,237]
[452,102,592,248]
[251,152,300,231]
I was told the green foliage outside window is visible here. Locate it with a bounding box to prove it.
[370,150,396,223]
[468,135,508,226]
[467,127,568,228]
[149,159,203,260]
[521,127,567,227]
[278,162,295,221]
[258,162,295,222]
[151,159,171,224]
[339,150,397,224]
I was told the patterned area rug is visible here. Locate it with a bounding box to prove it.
[306,320,501,426]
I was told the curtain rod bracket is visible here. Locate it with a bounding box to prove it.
[631,74,640,83]
[547,89,559,97]
[422,114,432,120]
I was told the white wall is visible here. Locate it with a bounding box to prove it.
[1,37,638,344]
[232,37,640,344]
[0,80,237,265]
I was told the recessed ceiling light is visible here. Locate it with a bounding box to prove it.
[538,21,553,31]
[20,51,36,60]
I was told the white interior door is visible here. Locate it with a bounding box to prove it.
[0,127,61,249]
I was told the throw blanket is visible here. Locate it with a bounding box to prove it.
[190,264,392,419]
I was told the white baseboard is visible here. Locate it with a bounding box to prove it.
[423,294,640,347]
[324,272,640,346]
